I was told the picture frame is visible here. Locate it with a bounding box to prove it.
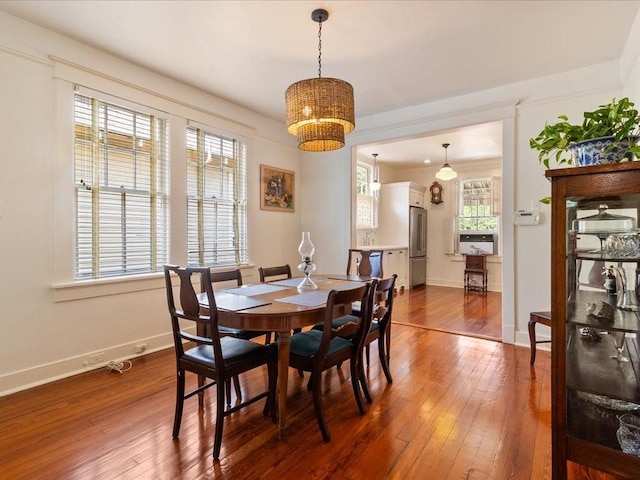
[260,164,295,212]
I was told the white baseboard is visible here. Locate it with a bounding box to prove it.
[514,330,550,352]
[0,332,175,397]
[426,278,502,292]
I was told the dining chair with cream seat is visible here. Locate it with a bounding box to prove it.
[288,282,376,442]
[163,265,277,461]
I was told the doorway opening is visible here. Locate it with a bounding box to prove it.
[353,119,509,342]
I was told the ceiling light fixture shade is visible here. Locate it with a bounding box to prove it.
[370,153,381,191]
[285,9,355,152]
[435,143,457,181]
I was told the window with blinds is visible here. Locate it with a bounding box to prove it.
[73,94,169,279]
[458,178,499,231]
[186,127,248,267]
[356,162,378,229]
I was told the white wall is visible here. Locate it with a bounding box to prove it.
[308,45,634,347]
[297,149,352,275]
[0,12,302,395]
[514,91,625,347]
[395,159,503,292]
[2,8,640,394]
[622,6,640,102]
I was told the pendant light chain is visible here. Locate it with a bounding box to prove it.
[317,20,323,78]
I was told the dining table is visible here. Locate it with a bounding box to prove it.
[198,274,372,438]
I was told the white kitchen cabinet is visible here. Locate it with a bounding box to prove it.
[384,248,407,289]
[378,182,427,246]
[409,188,425,207]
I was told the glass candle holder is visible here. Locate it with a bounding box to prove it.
[297,231,317,290]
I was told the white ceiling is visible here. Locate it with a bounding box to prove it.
[1,0,638,167]
[357,121,504,169]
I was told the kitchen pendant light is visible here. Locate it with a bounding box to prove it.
[285,8,355,152]
[370,153,381,191]
[435,143,457,181]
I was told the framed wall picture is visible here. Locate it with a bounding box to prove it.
[260,164,295,212]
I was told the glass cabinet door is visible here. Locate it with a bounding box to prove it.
[548,163,640,479]
[565,197,640,455]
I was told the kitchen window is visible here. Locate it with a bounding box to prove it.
[73,93,169,279]
[458,178,499,232]
[356,162,379,229]
[186,127,248,267]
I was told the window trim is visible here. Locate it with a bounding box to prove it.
[186,125,248,267]
[356,161,379,230]
[52,68,258,299]
[457,177,499,234]
[73,90,170,280]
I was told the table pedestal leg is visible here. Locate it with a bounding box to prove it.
[276,329,291,439]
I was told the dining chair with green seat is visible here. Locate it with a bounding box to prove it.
[258,263,305,378]
[311,275,396,401]
[258,264,292,283]
[206,269,273,344]
[163,265,277,461]
[204,268,273,404]
[288,282,376,442]
[362,274,397,388]
[259,263,303,335]
[347,248,384,277]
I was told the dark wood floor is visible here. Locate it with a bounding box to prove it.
[0,286,550,480]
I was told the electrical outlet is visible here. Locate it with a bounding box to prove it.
[135,343,147,354]
[84,352,104,366]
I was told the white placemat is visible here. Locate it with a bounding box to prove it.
[327,281,366,291]
[198,292,271,311]
[223,283,288,296]
[275,291,329,307]
[270,277,326,287]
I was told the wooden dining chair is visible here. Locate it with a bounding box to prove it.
[258,264,292,282]
[288,282,375,442]
[202,269,273,405]
[347,249,384,277]
[163,265,277,460]
[258,264,304,377]
[362,274,397,388]
[206,269,273,344]
[312,276,396,399]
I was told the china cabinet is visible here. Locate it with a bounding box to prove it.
[547,162,640,479]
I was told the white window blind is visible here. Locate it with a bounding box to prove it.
[356,163,378,229]
[186,127,248,267]
[74,94,169,279]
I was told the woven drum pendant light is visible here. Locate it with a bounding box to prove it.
[285,8,355,152]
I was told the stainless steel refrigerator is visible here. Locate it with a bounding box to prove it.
[409,206,427,287]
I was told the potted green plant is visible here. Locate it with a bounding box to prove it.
[530,97,640,169]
